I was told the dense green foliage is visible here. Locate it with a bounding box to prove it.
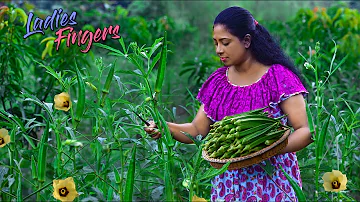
[0,1,359,201]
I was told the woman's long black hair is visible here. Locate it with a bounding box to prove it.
[214,6,307,87]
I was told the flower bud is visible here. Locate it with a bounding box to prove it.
[304,62,314,71]
[182,178,190,188]
[145,97,152,102]
[315,41,320,52]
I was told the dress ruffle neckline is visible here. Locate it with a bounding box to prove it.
[225,65,272,88]
[196,64,308,122]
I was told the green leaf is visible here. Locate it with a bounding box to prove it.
[148,51,161,75]
[127,53,145,71]
[157,110,174,147]
[22,93,54,123]
[317,112,332,157]
[116,69,144,78]
[113,166,121,184]
[119,37,127,54]
[22,133,36,149]
[198,162,231,181]
[260,159,275,176]
[35,61,65,88]
[94,43,125,57]
[279,165,307,202]
[180,131,202,148]
[305,100,315,139]
[148,37,163,58]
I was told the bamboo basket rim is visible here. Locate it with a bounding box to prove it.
[202,129,291,164]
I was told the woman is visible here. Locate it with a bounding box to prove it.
[145,6,312,202]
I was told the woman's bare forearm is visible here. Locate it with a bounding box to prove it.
[280,127,312,154]
[143,105,212,143]
[166,122,205,144]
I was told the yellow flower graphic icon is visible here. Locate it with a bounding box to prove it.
[54,92,72,112]
[0,128,10,148]
[322,170,347,192]
[53,177,79,202]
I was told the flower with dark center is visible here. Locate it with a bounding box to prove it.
[54,92,72,112]
[0,128,10,148]
[332,180,340,189]
[322,170,347,192]
[53,177,78,202]
[59,187,69,197]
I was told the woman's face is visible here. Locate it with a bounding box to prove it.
[213,24,249,66]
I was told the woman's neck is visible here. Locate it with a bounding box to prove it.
[227,58,271,86]
[231,57,264,74]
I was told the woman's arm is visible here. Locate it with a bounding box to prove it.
[145,105,214,144]
[279,94,313,154]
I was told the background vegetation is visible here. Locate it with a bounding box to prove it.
[0,0,359,201]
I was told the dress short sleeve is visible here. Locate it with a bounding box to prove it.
[196,67,228,122]
[269,64,308,105]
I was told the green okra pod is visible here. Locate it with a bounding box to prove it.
[38,120,49,183]
[74,61,86,123]
[241,122,278,144]
[124,146,136,201]
[101,61,116,107]
[264,138,278,145]
[154,31,167,94]
[31,155,37,180]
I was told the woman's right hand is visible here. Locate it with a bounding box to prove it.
[144,120,161,139]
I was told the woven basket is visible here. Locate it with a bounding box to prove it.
[202,129,290,170]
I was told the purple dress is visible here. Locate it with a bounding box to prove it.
[197,64,308,202]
